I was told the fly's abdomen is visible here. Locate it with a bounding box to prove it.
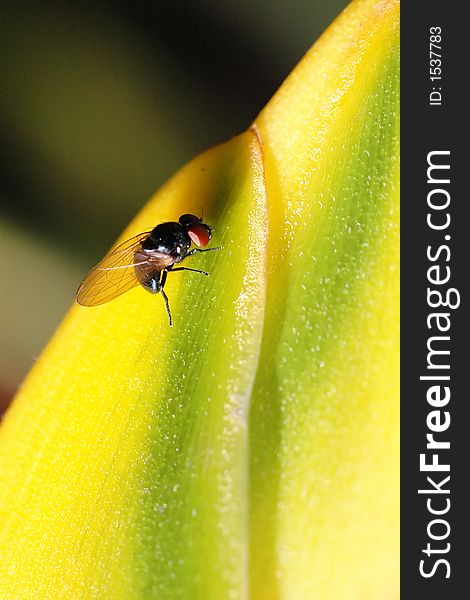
[134,251,161,294]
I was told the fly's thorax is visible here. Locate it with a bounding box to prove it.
[143,222,191,258]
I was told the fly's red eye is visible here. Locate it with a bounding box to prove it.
[187,225,211,247]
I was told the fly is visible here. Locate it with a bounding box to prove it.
[76,214,219,326]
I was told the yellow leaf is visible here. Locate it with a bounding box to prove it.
[0,1,399,598]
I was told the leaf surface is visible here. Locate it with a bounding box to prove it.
[0,1,399,598]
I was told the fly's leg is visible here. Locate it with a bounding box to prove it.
[185,247,221,258]
[159,270,173,327]
[169,266,209,276]
[182,246,220,275]
[161,290,172,327]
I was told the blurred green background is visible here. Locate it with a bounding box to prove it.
[0,0,348,410]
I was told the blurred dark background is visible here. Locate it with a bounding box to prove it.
[0,0,349,409]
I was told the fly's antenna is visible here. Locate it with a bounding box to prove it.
[198,205,214,233]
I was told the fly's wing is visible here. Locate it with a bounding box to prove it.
[76,232,153,306]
